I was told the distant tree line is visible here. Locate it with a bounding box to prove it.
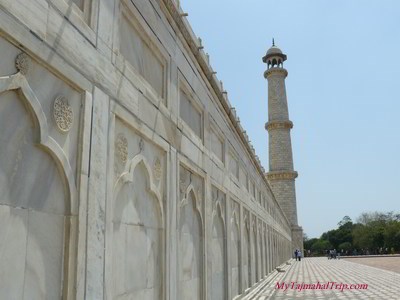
[304,212,400,256]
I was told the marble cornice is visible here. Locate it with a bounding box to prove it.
[162,0,282,204]
[265,120,293,131]
[266,171,298,181]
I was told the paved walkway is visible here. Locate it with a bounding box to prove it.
[246,257,400,299]
[343,256,400,273]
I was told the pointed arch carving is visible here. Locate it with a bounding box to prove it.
[0,55,77,214]
[231,207,240,228]
[114,153,163,221]
[244,210,250,231]
[211,187,225,226]
[180,183,203,224]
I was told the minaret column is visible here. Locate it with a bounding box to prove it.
[265,67,298,226]
[262,42,303,252]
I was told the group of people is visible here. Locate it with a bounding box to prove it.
[327,249,340,259]
[294,249,302,261]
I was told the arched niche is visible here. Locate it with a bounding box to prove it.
[230,208,241,298]
[257,224,262,280]
[242,214,251,290]
[178,186,203,300]
[0,57,77,299]
[251,220,257,284]
[112,155,164,299]
[210,201,226,300]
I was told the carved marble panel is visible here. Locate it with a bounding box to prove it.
[179,191,203,300]
[114,117,165,194]
[230,200,241,298]
[0,37,80,298]
[242,213,251,290]
[112,161,163,299]
[178,165,204,300]
[209,186,226,300]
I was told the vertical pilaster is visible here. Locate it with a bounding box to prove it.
[86,87,109,299]
[168,147,178,300]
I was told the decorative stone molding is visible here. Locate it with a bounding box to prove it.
[266,171,298,181]
[153,158,162,181]
[163,0,269,189]
[15,52,31,75]
[265,120,293,131]
[115,134,128,163]
[53,95,74,132]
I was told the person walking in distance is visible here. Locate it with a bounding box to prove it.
[294,249,298,261]
[298,250,302,261]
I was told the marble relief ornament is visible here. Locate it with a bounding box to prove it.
[153,158,162,180]
[53,95,74,132]
[15,52,31,75]
[115,133,128,163]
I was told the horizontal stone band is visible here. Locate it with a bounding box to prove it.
[266,171,298,181]
[265,120,293,131]
[264,68,288,78]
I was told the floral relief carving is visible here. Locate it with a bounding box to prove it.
[15,52,31,75]
[115,133,128,163]
[53,95,74,133]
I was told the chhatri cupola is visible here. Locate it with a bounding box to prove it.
[262,39,287,69]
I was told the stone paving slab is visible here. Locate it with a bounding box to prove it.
[246,257,400,299]
[343,256,400,273]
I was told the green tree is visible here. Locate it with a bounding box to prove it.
[338,242,352,251]
[338,216,352,227]
[384,221,400,250]
[311,240,332,254]
[304,238,319,251]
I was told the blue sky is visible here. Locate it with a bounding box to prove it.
[181,0,400,238]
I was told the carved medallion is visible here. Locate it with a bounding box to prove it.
[153,158,162,180]
[53,95,74,132]
[115,134,128,163]
[15,52,30,75]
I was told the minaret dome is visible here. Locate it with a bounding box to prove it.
[262,39,287,69]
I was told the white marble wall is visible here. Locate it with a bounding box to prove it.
[0,0,296,299]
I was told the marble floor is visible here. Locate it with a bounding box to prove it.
[243,257,400,299]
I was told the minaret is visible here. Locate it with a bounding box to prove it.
[262,40,303,252]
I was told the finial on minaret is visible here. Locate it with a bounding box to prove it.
[272,38,275,46]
